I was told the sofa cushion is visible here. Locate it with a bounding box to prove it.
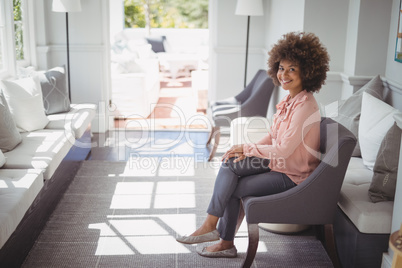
[37,66,71,115]
[0,76,49,132]
[359,92,401,170]
[368,122,401,202]
[0,169,43,249]
[326,75,384,156]
[45,103,97,139]
[0,91,22,152]
[338,157,393,234]
[3,130,74,181]
[145,35,166,53]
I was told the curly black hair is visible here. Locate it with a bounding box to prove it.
[267,32,330,93]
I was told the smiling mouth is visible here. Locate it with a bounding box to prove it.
[281,79,292,85]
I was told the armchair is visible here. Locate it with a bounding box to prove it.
[238,118,357,268]
[206,70,275,161]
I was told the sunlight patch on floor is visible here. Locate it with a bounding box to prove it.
[89,214,197,256]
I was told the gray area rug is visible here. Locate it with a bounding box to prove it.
[23,160,333,268]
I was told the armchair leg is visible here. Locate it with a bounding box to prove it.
[324,224,341,268]
[207,126,220,161]
[315,224,341,268]
[242,223,259,268]
[206,124,217,145]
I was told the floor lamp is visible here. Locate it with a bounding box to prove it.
[235,0,264,88]
[52,0,82,102]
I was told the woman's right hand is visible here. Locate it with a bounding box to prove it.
[222,144,246,163]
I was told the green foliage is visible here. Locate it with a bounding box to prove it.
[13,0,24,60]
[13,0,22,21]
[124,0,208,29]
[124,0,146,28]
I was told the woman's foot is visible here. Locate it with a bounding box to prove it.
[196,240,237,258]
[176,229,219,244]
[176,214,220,244]
[205,240,234,252]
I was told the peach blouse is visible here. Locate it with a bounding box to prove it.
[243,90,321,184]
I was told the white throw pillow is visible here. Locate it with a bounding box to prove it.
[324,75,385,156]
[0,150,6,168]
[0,76,49,132]
[359,92,401,170]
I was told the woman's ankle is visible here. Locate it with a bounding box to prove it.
[191,225,216,236]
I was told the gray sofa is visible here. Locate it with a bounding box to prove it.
[328,76,402,268]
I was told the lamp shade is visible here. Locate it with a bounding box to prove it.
[52,0,82,12]
[235,0,264,16]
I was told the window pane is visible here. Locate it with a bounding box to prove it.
[14,0,24,61]
[124,0,209,29]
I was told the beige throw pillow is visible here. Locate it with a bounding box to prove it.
[368,122,401,202]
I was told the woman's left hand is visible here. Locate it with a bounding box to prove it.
[222,144,247,163]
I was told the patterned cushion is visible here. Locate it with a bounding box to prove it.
[38,66,71,115]
[0,91,22,152]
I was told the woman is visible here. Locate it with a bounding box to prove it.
[176,32,330,258]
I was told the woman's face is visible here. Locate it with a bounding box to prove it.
[277,59,303,97]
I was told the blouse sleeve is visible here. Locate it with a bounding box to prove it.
[243,101,320,159]
[255,131,272,145]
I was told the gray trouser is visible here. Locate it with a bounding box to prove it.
[207,157,296,241]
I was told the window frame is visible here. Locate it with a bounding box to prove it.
[0,0,34,79]
[0,0,16,78]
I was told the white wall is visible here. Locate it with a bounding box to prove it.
[262,0,350,117]
[383,0,402,266]
[35,0,111,133]
[264,0,304,52]
[303,0,349,73]
[209,0,266,102]
[386,0,402,86]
